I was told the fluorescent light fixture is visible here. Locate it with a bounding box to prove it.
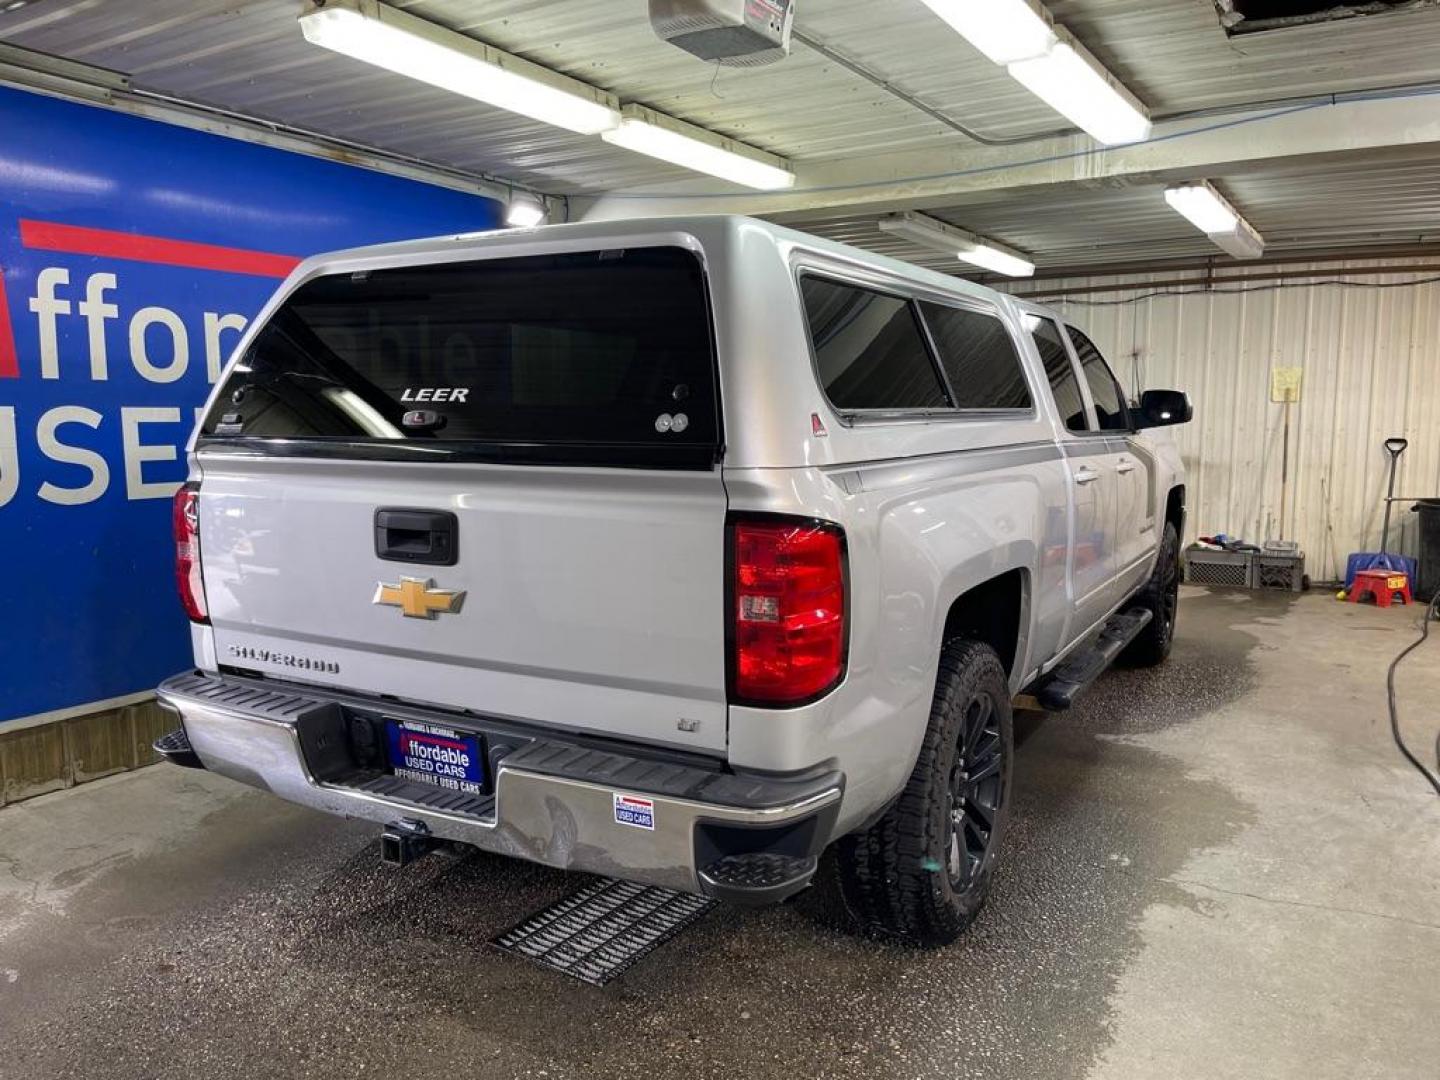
[601,105,795,190]
[1164,182,1237,233]
[1209,220,1265,260]
[918,0,1057,65]
[299,0,620,135]
[1007,29,1151,145]
[1164,180,1265,259]
[960,243,1037,278]
[877,211,1036,278]
[504,193,548,228]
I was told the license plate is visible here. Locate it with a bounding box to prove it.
[384,720,485,795]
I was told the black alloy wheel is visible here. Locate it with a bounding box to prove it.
[948,691,1004,890]
[1157,539,1180,647]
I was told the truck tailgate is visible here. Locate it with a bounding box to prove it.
[197,453,729,752]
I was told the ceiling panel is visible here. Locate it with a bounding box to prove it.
[3,0,1439,270]
[782,154,1440,274]
[7,0,1440,192]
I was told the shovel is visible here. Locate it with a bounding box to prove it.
[1344,437,1412,592]
[1379,437,1408,555]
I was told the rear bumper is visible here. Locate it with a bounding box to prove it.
[156,671,842,902]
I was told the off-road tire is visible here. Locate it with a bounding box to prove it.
[1121,520,1180,668]
[815,640,1013,948]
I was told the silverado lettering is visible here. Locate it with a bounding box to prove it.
[226,645,340,674]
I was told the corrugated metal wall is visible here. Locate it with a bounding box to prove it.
[1023,261,1440,582]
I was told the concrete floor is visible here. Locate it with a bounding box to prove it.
[1,587,1437,1080]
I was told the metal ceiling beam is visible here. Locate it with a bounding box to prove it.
[1012,262,1440,300]
[579,88,1440,220]
[974,242,1440,285]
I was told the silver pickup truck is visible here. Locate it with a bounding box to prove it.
[155,215,1189,947]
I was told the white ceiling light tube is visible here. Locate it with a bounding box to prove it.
[918,0,1057,65]
[1007,29,1152,145]
[1164,181,1265,259]
[877,211,1036,278]
[601,105,795,190]
[299,0,621,135]
[1164,182,1237,233]
[960,243,1038,278]
[504,192,548,228]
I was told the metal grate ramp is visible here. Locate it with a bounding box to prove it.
[492,878,715,985]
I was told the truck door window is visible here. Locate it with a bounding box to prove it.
[1028,316,1089,432]
[800,277,949,411]
[918,302,1033,410]
[1066,327,1131,432]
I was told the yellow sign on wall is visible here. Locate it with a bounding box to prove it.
[1271,366,1303,403]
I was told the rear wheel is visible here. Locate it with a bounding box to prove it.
[816,639,1014,947]
[1121,520,1180,667]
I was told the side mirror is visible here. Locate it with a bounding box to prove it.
[1135,389,1192,428]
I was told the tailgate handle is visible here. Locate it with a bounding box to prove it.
[374,508,458,566]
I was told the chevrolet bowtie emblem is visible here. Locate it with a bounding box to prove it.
[373,577,466,619]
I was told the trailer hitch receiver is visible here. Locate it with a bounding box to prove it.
[380,818,435,868]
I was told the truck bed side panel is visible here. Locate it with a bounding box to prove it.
[724,449,1070,834]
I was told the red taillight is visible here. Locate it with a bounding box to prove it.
[173,485,208,624]
[730,518,846,705]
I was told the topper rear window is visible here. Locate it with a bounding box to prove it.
[200,247,719,468]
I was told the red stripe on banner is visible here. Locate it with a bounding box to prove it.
[0,268,17,378]
[19,219,301,278]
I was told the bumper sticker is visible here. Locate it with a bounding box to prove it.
[613,793,655,831]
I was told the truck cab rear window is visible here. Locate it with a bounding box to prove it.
[1029,315,1089,433]
[201,247,718,463]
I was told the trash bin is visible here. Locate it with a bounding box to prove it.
[1417,499,1440,602]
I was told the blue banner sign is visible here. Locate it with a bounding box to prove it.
[0,86,502,723]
